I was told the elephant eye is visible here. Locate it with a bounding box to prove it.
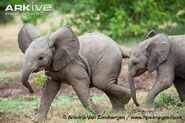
[38,56,44,60]
[133,61,138,65]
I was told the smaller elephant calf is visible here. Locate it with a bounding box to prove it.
[128,30,185,111]
[17,24,131,121]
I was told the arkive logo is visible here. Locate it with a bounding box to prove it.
[4,2,52,12]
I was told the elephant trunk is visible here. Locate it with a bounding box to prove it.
[21,65,34,93]
[128,71,140,106]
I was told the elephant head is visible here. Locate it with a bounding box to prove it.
[128,30,171,106]
[18,24,79,93]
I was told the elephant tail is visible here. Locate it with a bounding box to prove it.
[119,48,129,58]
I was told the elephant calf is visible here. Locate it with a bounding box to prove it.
[128,30,185,111]
[18,24,131,121]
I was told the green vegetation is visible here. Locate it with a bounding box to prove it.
[86,98,96,115]
[154,91,185,120]
[69,0,185,42]
[0,95,108,122]
[155,92,177,108]
[34,74,50,87]
[0,96,39,122]
[1,0,185,43]
[1,92,185,123]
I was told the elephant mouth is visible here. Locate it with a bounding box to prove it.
[33,66,46,73]
[33,69,40,73]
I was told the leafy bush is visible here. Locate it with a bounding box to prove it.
[57,2,74,14]
[1,0,185,43]
[68,0,185,42]
[155,92,177,108]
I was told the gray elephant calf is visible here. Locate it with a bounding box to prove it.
[128,30,185,111]
[18,24,131,121]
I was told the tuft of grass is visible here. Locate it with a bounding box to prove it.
[0,96,39,112]
[86,98,96,115]
[155,92,177,108]
[0,96,39,122]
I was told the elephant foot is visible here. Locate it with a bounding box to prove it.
[111,105,125,113]
[94,105,105,115]
[32,114,47,122]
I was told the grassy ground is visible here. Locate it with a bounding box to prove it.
[0,88,185,123]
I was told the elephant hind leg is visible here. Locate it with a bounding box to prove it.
[68,68,104,114]
[105,83,131,112]
[173,77,185,102]
[71,79,105,114]
[105,92,125,112]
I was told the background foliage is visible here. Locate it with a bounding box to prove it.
[0,0,185,42]
[68,0,185,42]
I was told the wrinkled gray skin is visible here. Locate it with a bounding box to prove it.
[18,24,131,121]
[128,30,185,111]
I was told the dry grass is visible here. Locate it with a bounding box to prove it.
[1,87,184,123]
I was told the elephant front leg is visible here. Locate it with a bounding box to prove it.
[144,65,174,111]
[173,77,185,102]
[33,80,61,122]
[145,81,172,111]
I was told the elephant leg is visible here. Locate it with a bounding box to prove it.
[105,83,131,112]
[105,92,120,111]
[106,92,128,112]
[145,64,174,111]
[33,80,61,122]
[92,55,130,112]
[173,77,185,102]
[71,79,104,114]
[62,62,105,114]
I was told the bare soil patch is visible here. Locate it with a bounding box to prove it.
[0,61,155,100]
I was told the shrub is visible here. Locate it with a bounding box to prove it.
[2,0,185,43]
[155,92,177,108]
[69,0,185,42]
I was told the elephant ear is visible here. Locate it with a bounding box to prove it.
[18,24,41,53]
[145,30,158,39]
[48,26,79,71]
[146,33,170,73]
